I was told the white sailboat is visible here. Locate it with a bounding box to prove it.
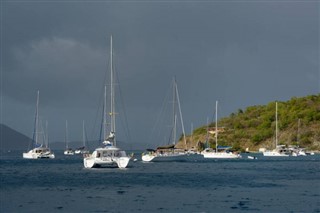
[201,101,241,159]
[83,36,130,169]
[23,91,55,159]
[64,120,74,155]
[263,102,289,157]
[75,121,89,154]
[290,119,306,157]
[142,77,187,162]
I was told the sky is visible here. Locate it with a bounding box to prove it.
[1,1,319,149]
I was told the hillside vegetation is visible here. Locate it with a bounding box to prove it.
[176,94,320,152]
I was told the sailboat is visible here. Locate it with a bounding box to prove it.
[64,120,74,155]
[263,102,289,157]
[75,121,89,154]
[83,36,130,169]
[142,77,187,162]
[290,119,306,157]
[201,101,241,159]
[23,91,55,159]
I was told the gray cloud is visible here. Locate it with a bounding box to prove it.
[2,2,319,147]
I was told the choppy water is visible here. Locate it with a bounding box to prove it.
[1,151,319,212]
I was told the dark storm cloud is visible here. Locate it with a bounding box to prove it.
[2,1,319,146]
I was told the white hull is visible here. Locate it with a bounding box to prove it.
[23,148,55,159]
[83,146,130,169]
[248,156,258,160]
[142,152,186,162]
[263,150,289,157]
[292,150,306,157]
[84,156,130,169]
[141,154,156,162]
[75,150,89,154]
[64,150,74,155]
[202,152,240,159]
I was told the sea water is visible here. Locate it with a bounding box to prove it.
[1,151,319,212]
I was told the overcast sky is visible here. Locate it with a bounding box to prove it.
[1,1,319,149]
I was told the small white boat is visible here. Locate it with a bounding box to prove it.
[64,148,74,155]
[142,78,187,162]
[75,121,90,154]
[142,146,186,162]
[263,145,290,157]
[263,102,289,157]
[23,91,55,159]
[64,120,74,155]
[202,101,241,159]
[202,148,241,159]
[247,155,258,160]
[290,120,307,157]
[23,147,55,159]
[83,36,130,169]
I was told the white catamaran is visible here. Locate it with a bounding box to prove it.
[142,77,187,162]
[23,91,55,159]
[201,101,241,159]
[83,36,130,169]
[263,102,289,157]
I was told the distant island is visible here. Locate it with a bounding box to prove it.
[176,94,320,152]
[0,124,31,151]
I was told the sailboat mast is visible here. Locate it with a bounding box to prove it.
[172,77,177,145]
[45,120,49,148]
[175,80,186,146]
[206,117,209,148]
[275,102,278,148]
[110,35,116,145]
[82,120,86,147]
[297,118,300,145]
[34,90,40,146]
[215,101,218,153]
[65,120,69,149]
[190,123,193,149]
[103,85,107,141]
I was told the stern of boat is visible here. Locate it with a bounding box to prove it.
[116,157,130,168]
[83,156,96,168]
[142,154,156,162]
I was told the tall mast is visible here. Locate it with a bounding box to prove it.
[172,77,176,145]
[215,101,218,153]
[175,80,186,146]
[297,118,300,145]
[46,121,49,148]
[103,85,107,141]
[190,123,193,149]
[65,120,69,149]
[275,102,278,148]
[33,90,40,147]
[82,120,86,147]
[110,35,116,145]
[206,117,209,148]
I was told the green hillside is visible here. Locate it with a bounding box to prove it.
[176,94,320,152]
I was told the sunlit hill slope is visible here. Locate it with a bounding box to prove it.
[176,94,320,152]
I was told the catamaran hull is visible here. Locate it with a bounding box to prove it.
[23,152,41,159]
[84,156,130,169]
[23,149,55,159]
